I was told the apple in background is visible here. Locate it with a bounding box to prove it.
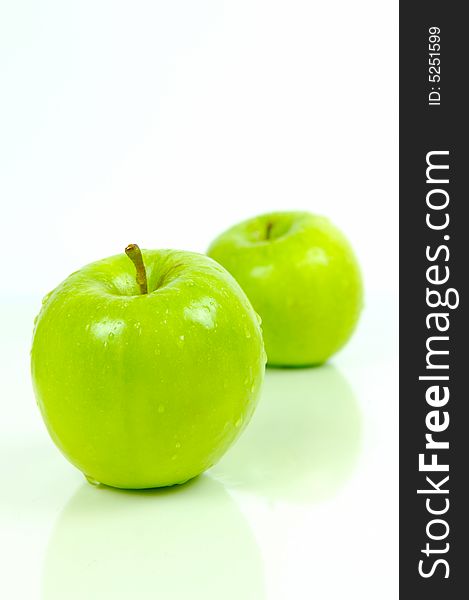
[207,211,363,367]
[31,245,265,489]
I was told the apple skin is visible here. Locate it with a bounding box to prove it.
[207,211,363,366]
[31,250,265,489]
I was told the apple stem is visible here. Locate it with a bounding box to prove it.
[265,221,274,240]
[125,244,148,294]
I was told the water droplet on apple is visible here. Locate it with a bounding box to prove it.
[42,291,53,305]
[85,475,101,487]
[171,454,177,461]
[157,404,165,413]
[175,441,181,449]
[255,312,262,325]
[108,332,114,339]
[245,329,251,339]
[179,335,185,342]
[235,418,243,428]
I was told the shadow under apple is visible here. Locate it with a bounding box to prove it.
[211,365,362,503]
[42,476,264,600]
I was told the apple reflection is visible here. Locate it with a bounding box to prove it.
[42,476,264,600]
[211,365,362,502]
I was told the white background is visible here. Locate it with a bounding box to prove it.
[0,1,398,598]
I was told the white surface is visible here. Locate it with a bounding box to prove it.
[0,1,398,598]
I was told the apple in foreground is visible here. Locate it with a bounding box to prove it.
[31,245,265,489]
[207,211,363,366]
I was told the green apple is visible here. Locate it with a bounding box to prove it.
[31,245,265,489]
[207,211,363,366]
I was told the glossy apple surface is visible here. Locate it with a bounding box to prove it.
[207,211,363,366]
[31,250,265,488]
